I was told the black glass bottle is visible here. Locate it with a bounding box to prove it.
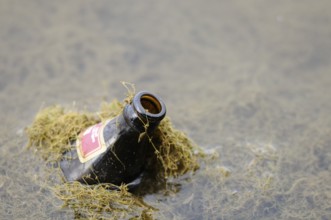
[60,91,166,186]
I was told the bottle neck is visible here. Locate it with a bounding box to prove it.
[122,91,166,133]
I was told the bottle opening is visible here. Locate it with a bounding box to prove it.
[140,95,162,114]
[131,91,166,124]
[127,91,166,131]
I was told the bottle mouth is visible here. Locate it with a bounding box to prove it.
[133,91,166,121]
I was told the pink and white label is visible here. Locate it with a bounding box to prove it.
[77,122,107,163]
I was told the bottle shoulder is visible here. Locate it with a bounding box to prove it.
[102,118,119,145]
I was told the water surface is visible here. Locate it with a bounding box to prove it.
[1,0,331,219]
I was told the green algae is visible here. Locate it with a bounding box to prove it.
[52,182,154,220]
[25,90,200,219]
[146,117,200,179]
[26,105,100,162]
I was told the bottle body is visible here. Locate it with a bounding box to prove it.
[60,91,166,186]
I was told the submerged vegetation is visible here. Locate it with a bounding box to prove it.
[26,87,200,219]
[24,88,331,220]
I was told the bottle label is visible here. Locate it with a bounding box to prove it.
[76,121,107,163]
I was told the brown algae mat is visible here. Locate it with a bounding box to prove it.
[26,91,201,219]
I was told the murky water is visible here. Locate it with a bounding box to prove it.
[1,0,331,219]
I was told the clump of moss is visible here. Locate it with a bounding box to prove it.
[26,105,99,162]
[26,91,200,219]
[148,117,200,179]
[52,182,154,219]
